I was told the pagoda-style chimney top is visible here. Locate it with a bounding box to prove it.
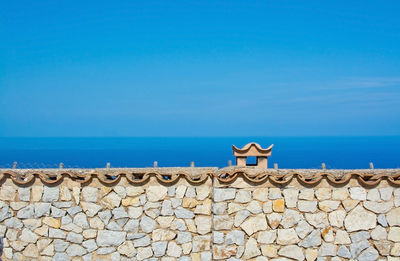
[232,142,273,168]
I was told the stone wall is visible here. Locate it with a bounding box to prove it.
[213,175,400,261]
[1,168,400,260]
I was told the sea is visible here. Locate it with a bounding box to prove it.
[0,137,399,169]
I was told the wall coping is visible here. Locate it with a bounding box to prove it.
[1,167,400,187]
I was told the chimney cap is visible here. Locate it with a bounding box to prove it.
[232,142,273,157]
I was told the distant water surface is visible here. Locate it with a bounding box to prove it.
[0,137,399,169]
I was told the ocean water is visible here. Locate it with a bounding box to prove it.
[0,137,399,169]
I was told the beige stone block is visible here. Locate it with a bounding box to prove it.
[389,227,400,242]
[305,248,318,261]
[23,243,39,258]
[23,219,42,230]
[60,186,72,201]
[349,187,367,200]
[260,245,278,258]
[194,199,212,215]
[262,201,273,213]
[100,192,121,208]
[156,216,174,228]
[367,188,381,201]
[83,229,97,239]
[213,245,237,260]
[0,185,16,201]
[283,188,299,208]
[72,187,80,204]
[136,246,153,260]
[280,209,302,229]
[344,205,377,232]
[240,213,268,236]
[277,228,300,245]
[328,209,346,228]
[227,202,244,214]
[113,186,126,198]
[318,200,340,212]
[253,188,269,201]
[80,202,102,217]
[273,199,285,212]
[342,199,359,211]
[334,229,351,244]
[305,212,329,228]
[182,242,192,255]
[195,216,212,235]
[278,245,305,261]
[10,202,28,210]
[146,185,168,202]
[247,201,262,214]
[89,216,104,230]
[122,196,140,206]
[191,253,201,261]
[364,200,394,214]
[118,241,136,258]
[242,237,261,259]
[152,229,176,241]
[176,185,187,199]
[34,225,48,237]
[387,208,400,226]
[182,198,200,208]
[10,240,28,251]
[321,226,334,242]
[269,187,282,199]
[380,187,393,201]
[214,215,233,230]
[185,219,197,233]
[32,186,43,202]
[196,185,210,200]
[41,244,54,256]
[257,230,276,244]
[3,247,13,259]
[299,189,314,200]
[298,200,317,212]
[65,179,80,190]
[392,243,400,256]
[332,188,349,200]
[192,235,211,252]
[267,213,282,229]
[42,217,61,228]
[315,188,331,200]
[126,186,144,197]
[127,206,143,219]
[99,187,112,198]
[374,240,391,256]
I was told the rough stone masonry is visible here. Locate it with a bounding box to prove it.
[1,166,400,261]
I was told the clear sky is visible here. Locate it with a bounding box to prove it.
[1,1,399,136]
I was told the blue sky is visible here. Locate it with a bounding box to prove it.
[1,0,399,136]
